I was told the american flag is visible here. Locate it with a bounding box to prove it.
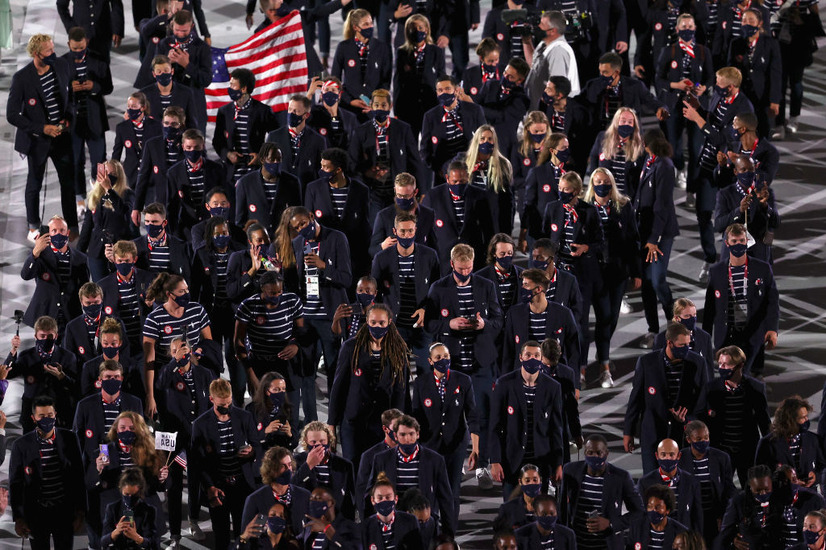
[173,450,187,469]
[204,11,309,122]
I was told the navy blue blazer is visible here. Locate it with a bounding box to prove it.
[80,352,143,398]
[716,489,786,550]
[493,496,533,533]
[191,405,261,490]
[475,79,530,157]
[626,517,687,550]
[292,225,352,319]
[728,34,782,105]
[242,483,311,537]
[678,446,736,518]
[718,136,779,184]
[502,302,580,373]
[9,428,85,519]
[190,241,249,310]
[584,198,643,281]
[368,203,436,257]
[547,362,582,446]
[72,391,143,460]
[541,99,591,170]
[638,467,704,532]
[523,162,564,239]
[62,52,113,137]
[361,511,423,550]
[307,104,359,151]
[633,0,709,68]
[587,133,645,201]
[292,452,356,520]
[419,100,486,180]
[697,376,770,456]
[304,177,371,248]
[712,183,779,263]
[331,38,393,106]
[21,247,90,327]
[348,117,427,201]
[139,82,199,130]
[695,90,754,151]
[213,98,279,180]
[474,264,525,314]
[112,117,163,187]
[225,249,261,307]
[368,445,456,532]
[581,75,665,122]
[355,440,391,518]
[101,499,158,549]
[156,360,215,440]
[166,158,231,234]
[541,199,605,264]
[98,268,154,325]
[328,337,408,427]
[393,44,445,121]
[7,59,72,156]
[63,313,130,367]
[57,0,124,44]
[134,136,180,210]
[266,126,328,187]
[623,349,708,453]
[234,169,303,232]
[425,273,504,374]
[756,431,825,483]
[634,155,680,244]
[560,461,644,550]
[371,243,440,321]
[153,35,212,129]
[654,326,715,382]
[189,217,247,254]
[421,183,495,273]
[712,2,772,59]
[655,42,715,111]
[489,370,564,470]
[514,522,577,549]
[132,233,192,281]
[297,515,361,550]
[78,188,135,261]
[701,257,779,363]
[412,368,479,454]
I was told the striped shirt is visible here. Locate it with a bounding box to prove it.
[456,282,475,372]
[330,186,349,219]
[263,177,279,203]
[159,93,172,111]
[595,202,611,225]
[119,447,135,469]
[610,145,628,195]
[524,384,536,458]
[55,249,71,285]
[540,530,555,549]
[707,1,719,37]
[529,310,547,342]
[39,435,64,504]
[693,456,714,509]
[450,193,466,228]
[72,57,88,118]
[347,312,365,339]
[102,397,121,431]
[117,275,143,345]
[232,100,253,181]
[574,474,606,550]
[663,354,682,404]
[314,461,331,488]
[217,419,242,478]
[381,521,395,550]
[166,140,180,166]
[311,533,326,550]
[396,447,420,493]
[143,302,210,364]
[397,252,417,329]
[720,384,746,452]
[132,121,145,153]
[186,163,205,205]
[214,252,230,303]
[700,97,733,171]
[146,236,171,273]
[545,271,558,303]
[550,108,566,133]
[235,292,303,355]
[784,500,800,547]
[40,69,62,124]
[441,106,467,160]
[788,434,802,472]
[374,122,389,165]
[495,267,516,312]
[558,208,576,265]
[649,527,665,549]
[289,130,303,170]
[727,264,748,329]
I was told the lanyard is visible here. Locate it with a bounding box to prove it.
[728,259,748,298]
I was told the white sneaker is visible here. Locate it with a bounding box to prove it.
[476,467,493,490]
[772,126,786,140]
[685,193,696,209]
[580,371,586,389]
[189,520,205,541]
[698,262,711,283]
[76,201,87,223]
[676,170,687,190]
[27,228,39,244]
[599,370,614,388]
[640,332,656,349]
[620,297,633,315]
[787,117,799,134]
[167,537,182,549]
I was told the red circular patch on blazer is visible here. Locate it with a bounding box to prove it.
[523,158,531,166]
[424,398,432,408]
[348,59,356,67]
[86,429,93,438]
[441,308,449,317]
[250,204,257,212]
[432,136,438,144]
[507,406,514,415]
[715,290,721,298]
[655,23,662,30]
[671,60,678,69]
[104,306,113,315]
[319,128,327,136]
[176,381,185,391]
[551,223,559,232]
[436,219,444,227]
[28,98,36,106]
[78,346,85,355]
[153,166,159,174]
[470,87,478,95]
[648,386,656,395]
[125,140,132,148]
[315,210,323,218]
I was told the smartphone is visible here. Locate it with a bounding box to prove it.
[124,510,135,524]
[587,510,600,519]
[349,302,363,316]
[38,225,49,237]
[359,94,371,105]
[99,444,110,464]
[254,513,267,528]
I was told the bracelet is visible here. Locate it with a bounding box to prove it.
[323,523,332,533]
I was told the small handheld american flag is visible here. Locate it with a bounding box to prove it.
[173,450,187,469]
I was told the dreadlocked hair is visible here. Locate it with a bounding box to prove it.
[350,303,409,385]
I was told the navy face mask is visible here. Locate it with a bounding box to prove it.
[496,255,513,270]
[356,293,375,308]
[213,234,231,249]
[537,515,557,530]
[585,455,607,471]
[118,430,137,446]
[679,315,696,331]
[299,221,316,241]
[557,190,574,204]
[438,92,455,106]
[41,52,58,66]
[658,458,679,472]
[227,87,244,101]
[287,112,304,127]
[368,325,389,340]
[530,132,546,144]
[617,124,634,139]
[162,125,180,141]
[803,530,822,546]
[184,149,203,163]
[448,183,466,197]
[36,416,56,433]
[719,367,735,380]
[594,185,612,198]
[520,287,537,304]
[395,196,415,210]
[736,171,755,188]
[670,343,689,360]
[432,358,450,374]
[478,142,495,155]
[521,483,542,497]
[209,206,229,219]
[267,516,287,534]
[398,442,417,455]
[83,303,103,319]
[754,492,771,504]
[372,109,389,123]
[691,440,710,455]
[322,92,339,106]
[714,84,729,98]
[308,500,330,519]
[554,149,571,163]
[269,391,286,411]
[155,72,173,86]
[102,346,120,359]
[275,468,292,485]
[521,358,543,374]
[396,235,415,248]
[647,510,665,524]
[50,233,68,250]
[678,29,695,42]
[374,500,395,517]
[358,26,374,39]
[530,258,549,271]
[729,243,748,258]
[263,162,281,176]
[127,108,143,121]
[116,262,134,277]
[101,378,122,395]
[173,292,190,308]
[453,270,471,283]
[800,420,811,433]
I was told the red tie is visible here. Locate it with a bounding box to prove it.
[563,203,579,225]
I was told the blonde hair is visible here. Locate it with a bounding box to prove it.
[519,111,550,158]
[27,34,52,57]
[112,240,138,259]
[672,297,696,318]
[87,160,129,211]
[717,67,743,88]
[450,243,475,263]
[401,14,433,52]
[301,421,337,449]
[601,107,645,162]
[465,125,513,194]
[343,9,370,40]
[560,172,583,196]
[583,167,629,212]
[107,412,163,475]
[209,378,232,398]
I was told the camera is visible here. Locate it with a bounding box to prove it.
[501,9,543,37]
[565,10,593,43]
